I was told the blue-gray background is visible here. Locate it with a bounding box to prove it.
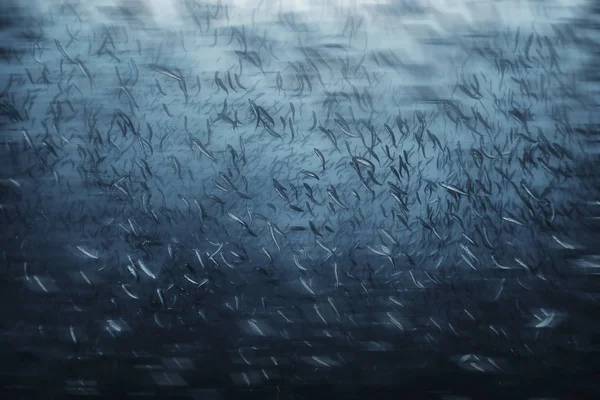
[0,0,599,398]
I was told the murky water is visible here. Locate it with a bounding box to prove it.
[1,1,599,398]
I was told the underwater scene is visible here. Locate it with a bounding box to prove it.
[0,0,599,398]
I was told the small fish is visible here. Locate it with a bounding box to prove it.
[327,186,349,211]
[248,319,265,336]
[309,221,323,237]
[314,148,326,170]
[552,235,577,250]
[149,63,183,81]
[301,170,320,180]
[300,277,316,297]
[76,246,99,260]
[137,259,156,280]
[122,284,139,300]
[293,254,308,272]
[440,182,468,197]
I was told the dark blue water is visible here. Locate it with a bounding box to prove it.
[1,1,599,398]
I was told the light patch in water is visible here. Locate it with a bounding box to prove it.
[24,0,590,32]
